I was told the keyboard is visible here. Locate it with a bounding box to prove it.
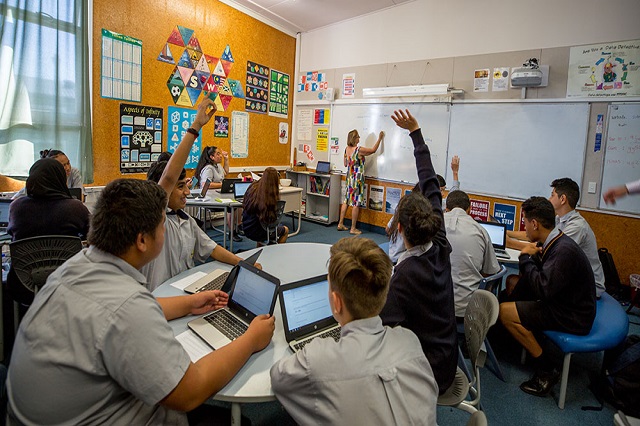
[205,309,248,341]
[197,272,230,292]
[495,248,509,256]
[292,327,341,352]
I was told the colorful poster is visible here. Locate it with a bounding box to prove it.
[119,104,162,173]
[493,203,517,230]
[386,187,401,214]
[368,185,384,211]
[231,111,249,158]
[330,137,340,155]
[313,109,330,125]
[245,61,269,114]
[470,199,490,221]
[269,69,289,118]
[279,122,288,144]
[492,67,509,91]
[167,106,200,169]
[298,71,327,92]
[519,210,526,231]
[101,29,142,102]
[214,116,229,138]
[342,73,356,98]
[316,128,328,152]
[474,69,489,92]
[159,26,240,111]
[567,39,640,98]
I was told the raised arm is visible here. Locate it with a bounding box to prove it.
[358,131,385,156]
[221,150,230,174]
[450,155,460,190]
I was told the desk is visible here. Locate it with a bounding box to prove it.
[186,191,240,251]
[153,242,331,424]
[500,248,521,265]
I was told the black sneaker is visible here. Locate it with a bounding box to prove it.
[232,234,243,242]
[520,369,560,397]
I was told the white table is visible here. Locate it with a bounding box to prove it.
[500,248,521,265]
[153,242,331,424]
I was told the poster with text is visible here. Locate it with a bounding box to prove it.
[519,211,526,231]
[493,203,516,230]
[314,109,330,125]
[342,73,355,98]
[297,108,313,140]
[245,61,269,114]
[214,116,229,138]
[330,137,340,155]
[269,69,289,118]
[386,187,401,214]
[368,185,384,211]
[101,29,142,102]
[470,199,490,221]
[120,104,162,174]
[567,39,640,98]
[474,69,489,92]
[316,128,328,152]
[492,67,509,91]
[168,106,200,169]
[231,111,249,158]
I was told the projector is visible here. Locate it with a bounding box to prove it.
[511,58,543,87]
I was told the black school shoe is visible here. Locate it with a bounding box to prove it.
[520,369,561,397]
[227,232,243,242]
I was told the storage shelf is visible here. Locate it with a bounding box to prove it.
[286,170,340,225]
[307,192,330,198]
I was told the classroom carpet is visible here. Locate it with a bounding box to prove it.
[205,217,640,425]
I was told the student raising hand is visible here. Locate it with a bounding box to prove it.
[391,109,419,132]
[192,98,217,131]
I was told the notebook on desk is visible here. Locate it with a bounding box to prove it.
[279,275,341,352]
[188,261,279,349]
[220,178,242,194]
[233,181,252,201]
[183,249,263,294]
[477,220,510,258]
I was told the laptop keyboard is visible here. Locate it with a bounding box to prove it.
[205,310,248,341]
[197,272,230,292]
[495,248,508,256]
[293,327,341,351]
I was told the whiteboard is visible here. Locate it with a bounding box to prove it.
[599,103,640,214]
[447,103,590,200]
[329,103,451,183]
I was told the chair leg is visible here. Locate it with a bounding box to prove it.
[484,339,506,382]
[557,353,572,409]
[458,346,472,381]
[520,348,527,365]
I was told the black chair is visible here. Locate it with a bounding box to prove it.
[260,200,286,245]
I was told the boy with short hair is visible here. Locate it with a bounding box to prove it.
[270,237,438,425]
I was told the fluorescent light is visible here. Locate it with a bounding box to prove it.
[362,84,449,98]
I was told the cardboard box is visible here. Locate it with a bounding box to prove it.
[293,165,307,171]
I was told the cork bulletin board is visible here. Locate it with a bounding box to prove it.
[91,0,296,185]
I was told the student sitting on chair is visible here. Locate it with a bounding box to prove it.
[6,100,276,425]
[241,167,289,246]
[142,159,260,291]
[499,196,596,397]
[507,177,605,297]
[379,110,458,394]
[270,237,438,425]
[444,190,501,319]
[194,145,229,191]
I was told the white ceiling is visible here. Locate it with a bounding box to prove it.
[219,0,415,35]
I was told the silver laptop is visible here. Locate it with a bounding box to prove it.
[279,275,341,352]
[183,249,262,294]
[233,181,252,201]
[188,261,280,349]
[477,220,510,258]
[0,199,11,234]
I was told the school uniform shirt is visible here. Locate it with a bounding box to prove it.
[7,246,190,425]
[141,209,217,291]
[270,316,438,426]
[445,207,500,317]
[200,163,225,185]
[67,166,83,189]
[626,179,640,194]
[555,210,605,297]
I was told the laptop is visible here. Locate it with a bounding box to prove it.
[315,161,331,174]
[0,199,10,234]
[220,178,242,194]
[188,261,280,349]
[69,187,83,200]
[188,178,211,199]
[233,181,252,201]
[477,220,510,258]
[279,274,341,352]
[183,249,263,294]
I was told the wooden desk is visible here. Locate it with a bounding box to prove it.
[153,242,331,425]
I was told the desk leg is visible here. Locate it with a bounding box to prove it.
[229,206,234,253]
[288,193,302,237]
[230,402,241,426]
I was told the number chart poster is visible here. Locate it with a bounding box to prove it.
[101,29,142,102]
[167,106,201,169]
[245,61,269,114]
[269,69,290,118]
[120,104,162,174]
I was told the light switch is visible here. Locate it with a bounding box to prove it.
[588,182,597,194]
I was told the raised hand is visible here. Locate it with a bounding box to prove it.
[391,109,419,132]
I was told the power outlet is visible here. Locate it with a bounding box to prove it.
[588,182,597,194]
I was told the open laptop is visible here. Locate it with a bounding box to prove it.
[315,161,331,174]
[69,187,83,200]
[279,274,341,352]
[0,199,11,235]
[188,178,211,199]
[220,178,242,194]
[188,261,280,349]
[477,220,510,259]
[233,181,252,201]
[183,249,263,294]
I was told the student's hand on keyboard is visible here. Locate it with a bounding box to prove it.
[244,314,275,352]
[189,290,229,315]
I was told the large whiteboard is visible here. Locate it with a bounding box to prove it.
[329,103,451,183]
[447,103,590,200]
[599,103,640,214]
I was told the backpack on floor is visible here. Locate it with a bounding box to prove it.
[598,247,629,301]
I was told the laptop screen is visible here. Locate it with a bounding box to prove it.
[316,161,331,174]
[0,199,11,227]
[477,221,507,249]
[234,181,252,199]
[230,264,278,316]
[281,279,332,333]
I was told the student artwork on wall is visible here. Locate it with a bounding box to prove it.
[119,104,162,173]
[279,123,288,144]
[493,203,516,230]
[245,61,269,114]
[168,106,201,169]
[159,26,243,111]
[269,69,290,118]
[386,187,401,214]
[214,116,229,138]
[469,199,490,221]
[567,39,640,98]
[101,29,142,102]
[298,71,327,92]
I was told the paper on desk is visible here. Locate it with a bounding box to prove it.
[251,172,261,181]
[170,271,207,291]
[176,330,213,362]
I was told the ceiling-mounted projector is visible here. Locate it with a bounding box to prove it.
[511,58,543,87]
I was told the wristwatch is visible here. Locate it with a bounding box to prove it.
[186,127,199,137]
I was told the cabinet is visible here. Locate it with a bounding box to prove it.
[286,171,341,224]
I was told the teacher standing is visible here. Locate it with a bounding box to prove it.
[337,129,384,235]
